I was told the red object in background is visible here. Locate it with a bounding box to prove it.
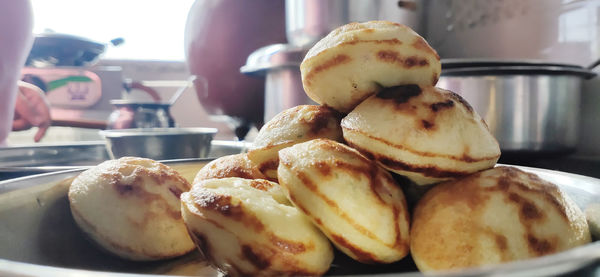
[184,0,286,138]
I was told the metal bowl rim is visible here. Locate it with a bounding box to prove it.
[99,128,218,138]
[0,164,598,276]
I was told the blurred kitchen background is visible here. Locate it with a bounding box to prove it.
[3,0,600,177]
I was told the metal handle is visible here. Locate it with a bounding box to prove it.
[123,80,162,102]
[397,0,417,11]
[168,76,196,105]
[587,58,600,71]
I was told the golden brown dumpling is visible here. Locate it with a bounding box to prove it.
[278,139,410,264]
[194,153,266,183]
[342,85,500,185]
[68,157,195,261]
[181,177,334,276]
[410,166,591,272]
[300,21,441,113]
[248,105,343,181]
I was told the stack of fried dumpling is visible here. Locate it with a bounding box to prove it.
[179,20,591,276]
[65,20,591,276]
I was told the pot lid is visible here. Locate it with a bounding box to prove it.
[441,59,597,79]
[240,43,309,76]
[26,33,107,67]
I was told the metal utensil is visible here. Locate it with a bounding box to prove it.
[100,127,218,160]
[241,43,314,122]
[437,59,599,154]
[168,76,196,106]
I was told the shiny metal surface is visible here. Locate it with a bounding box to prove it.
[0,164,598,276]
[285,0,419,47]
[0,140,248,168]
[0,140,249,180]
[100,128,217,160]
[437,60,597,153]
[241,43,314,122]
[423,0,600,67]
[0,141,110,168]
[264,66,315,122]
[438,74,580,152]
[240,44,307,75]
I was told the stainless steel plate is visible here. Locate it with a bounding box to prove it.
[0,164,598,276]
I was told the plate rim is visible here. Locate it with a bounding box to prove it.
[0,163,598,276]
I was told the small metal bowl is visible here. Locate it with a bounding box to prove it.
[100,128,218,160]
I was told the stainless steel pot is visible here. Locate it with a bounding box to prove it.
[285,0,420,47]
[100,128,217,160]
[437,59,597,154]
[241,43,314,122]
[422,0,600,67]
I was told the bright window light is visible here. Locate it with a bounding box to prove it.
[30,0,195,61]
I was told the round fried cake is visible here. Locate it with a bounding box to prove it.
[341,85,501,185]
[410,166,591,272]
[181,177,333,276]
[277,139,410,264]
[68,157,195,261]
[248,105,343,181]
[300,21,441,113]
[194,153,266,183]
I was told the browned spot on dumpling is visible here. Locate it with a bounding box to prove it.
[329,234,378,264]
[114,182,137,195]
[422,120,434,130]
[258,160,279,182]
[284,164,388,243]
[392,206,410,251]
[494,233,508,251]
[376,85,422,104]
[298,105,342,136]
[432,75,439,85]
[169,186,183,199]
[248,179,276,191]
[242,245,271,269]
[377,154,470,179]
[192,191,265,232]
[315,161,332,177]
[377,50,402,64]
[412,37,440,60]
[304,54,351,86]
[269,233,309,254]
[446,90,474,114]
[195,154,266,181]
[344,133,496,173]
[194,193,238,217]
[189,229,213,261]
[527,235,555,255]
[430,100,455,112]
[404,56,429,68]
[339,38,403,46]
[376,51,429,69]
[497,167,568,222]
